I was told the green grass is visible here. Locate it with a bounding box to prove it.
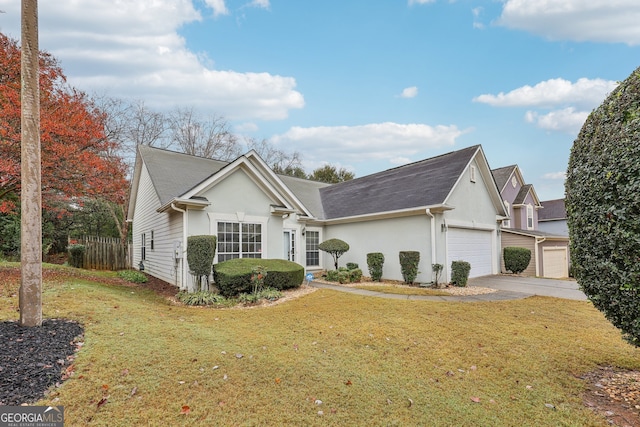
[1,263,638,426]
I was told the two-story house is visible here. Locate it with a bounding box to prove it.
[492,165,570,278]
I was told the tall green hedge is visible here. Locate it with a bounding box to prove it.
[503,247,531,274]
[399,251,420,284]
[451,260,471,287]
[366,252,384,282]
[565,65,640,346]
[187,235,217,291]
[67,244,85,268]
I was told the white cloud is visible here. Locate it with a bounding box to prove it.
[473,78,617,109]
[204,0,230,17]
[525,108,589,134]
[498,0,640,45]
[542,172,567,180]
[271,122,468,166]
[249,0,270,9]
[390,157,412,165]
[400,86,418,98]
[0,0,303,121]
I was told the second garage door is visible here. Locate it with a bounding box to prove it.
[447,228,494,278]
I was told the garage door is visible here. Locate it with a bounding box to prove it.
[447,228,494,278]
[542,247,568,278]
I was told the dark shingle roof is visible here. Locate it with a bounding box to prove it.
[138,145,227,206]
[513,184,533,205]
[539,199,567,221]
[491,165,516,192]
[319,145,480,219]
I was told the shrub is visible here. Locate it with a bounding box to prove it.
[399,251,420,284]
[346,262,359,270]
[117,270,148,283]
[187,235,217,291]
[177,291,227,306]
[213,258,304,297]
[432,263,444,288]
[503,247,531,274]
[238,287,283,304]
[318,238,350,270]
[565,65,640,346]
[325,267,362,284]
[67,244,85,268]
[451,261,471,287]
[367,252,384,282]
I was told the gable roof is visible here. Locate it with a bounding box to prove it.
[319,145,499,220]
[539,198,567,221]
[491,165,518,192]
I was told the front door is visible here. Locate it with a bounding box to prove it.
[283,230,295,262]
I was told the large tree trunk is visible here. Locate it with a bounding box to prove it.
[20,0,42,327]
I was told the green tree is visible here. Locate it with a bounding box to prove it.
[565,65,640,346]
[310,165,354,183]
[318,238,350,270]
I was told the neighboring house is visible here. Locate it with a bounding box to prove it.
[538,199,568,236]
[492,165,570,278]
[127,144,507,291]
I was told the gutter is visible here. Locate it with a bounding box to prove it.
[425,209,437,274]
[171,203,188,291]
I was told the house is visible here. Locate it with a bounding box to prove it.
[127,144,507,291]
[538,199,568,236]
[491,165,570,278]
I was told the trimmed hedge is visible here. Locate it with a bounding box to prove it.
[187,235,217,277]
[451,260,471,287]
[213,258,304,297]
[318,238,350,270]
[367,252,384,282]
[326,267,362,284]
[399,251,420,284]
[566,65,640,346]
[503,247,531,274]
[67,244,85,268]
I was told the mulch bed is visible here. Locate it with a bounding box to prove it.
[0,319,83,405]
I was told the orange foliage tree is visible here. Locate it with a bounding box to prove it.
[0,33,127,216]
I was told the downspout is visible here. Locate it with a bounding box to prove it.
[426,209,436,280]
[534,237,546,277]
[171,203,188,291]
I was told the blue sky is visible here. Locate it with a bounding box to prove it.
[1,1,639,200]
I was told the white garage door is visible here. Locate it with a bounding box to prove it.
[447,228,494,278]
[542,247,569,278]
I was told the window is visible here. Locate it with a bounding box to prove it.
[217,222,262,262]
[141,233,146,261]
[150,230,154,250]
[306,230,320,267]
[527,204,534,229]
[503,201,511,228]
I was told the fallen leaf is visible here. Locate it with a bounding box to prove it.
[407,398,414,407]
[544,403,556,410]
[97,396,108,409]
[345,380,352,386]
[470,397,481,403]
[526,385,533,390]
[121,369,129,376]
[101,384,109,391]
[180,405,190,415]
[275,378,281,384]
[130,387,137,397]
[236,354,243,359]
[315,399,323,405]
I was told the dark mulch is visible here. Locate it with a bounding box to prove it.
[0,319,83,405]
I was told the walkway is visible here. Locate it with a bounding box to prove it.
[310,275,587,302]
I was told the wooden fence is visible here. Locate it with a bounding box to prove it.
[76,236,131,271]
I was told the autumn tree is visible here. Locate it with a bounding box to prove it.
[310,164,355,183]
[0,32,128,238]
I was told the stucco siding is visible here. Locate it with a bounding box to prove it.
[324,215,432,283]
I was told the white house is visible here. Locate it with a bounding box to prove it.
[127,144,508,291]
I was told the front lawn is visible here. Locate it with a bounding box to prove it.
[1,263,637,426]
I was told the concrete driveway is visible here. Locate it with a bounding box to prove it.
[468,275,588,301]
